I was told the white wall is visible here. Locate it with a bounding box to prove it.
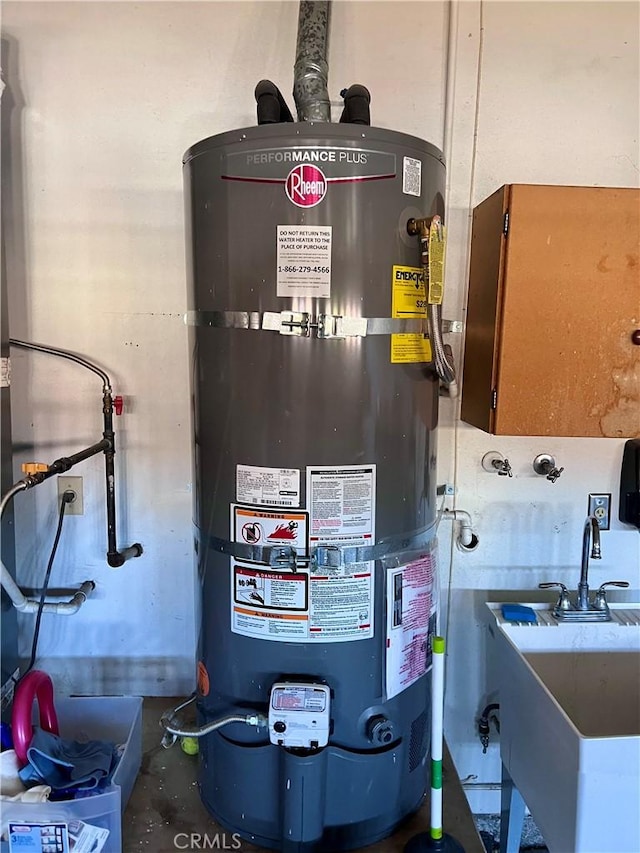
[2,0,638,812]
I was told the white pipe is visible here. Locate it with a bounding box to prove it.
[1,560,94,613]
[441,508,479,551]
[442,0,459,171]
[430,636,446,838]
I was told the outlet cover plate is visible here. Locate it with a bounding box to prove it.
[588,493,611,530]
[57,476,83,515]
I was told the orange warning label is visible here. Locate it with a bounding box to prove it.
[232,505,309,557]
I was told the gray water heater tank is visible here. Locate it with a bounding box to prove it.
[183,122,445,852]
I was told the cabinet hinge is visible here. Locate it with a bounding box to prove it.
[491,388,498,410]
[503,211,510,236]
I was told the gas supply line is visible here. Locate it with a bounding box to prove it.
[159,694,268,749]
[1,339,143,614]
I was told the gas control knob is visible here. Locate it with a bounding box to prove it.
[273,721,287,734]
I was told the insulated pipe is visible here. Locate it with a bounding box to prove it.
[255,80,294,124]
[293,1,331,122]
[339,84,371,125]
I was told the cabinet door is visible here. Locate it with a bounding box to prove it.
[461,185,510,433]
[462,184,640,437]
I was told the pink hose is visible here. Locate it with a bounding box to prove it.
[12,670,59,765]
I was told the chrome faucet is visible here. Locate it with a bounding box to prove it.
[539,515,629,621]
[577,515,601,609]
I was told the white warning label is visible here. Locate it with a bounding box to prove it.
[385,548,437,700]
[236,465,300,507]
[308,567,374,641]
[402,156,422,196]
[232,505,308,556]
[307,465,376,544]
[276,225,332,298]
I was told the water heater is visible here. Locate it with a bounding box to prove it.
[184,121,445,851]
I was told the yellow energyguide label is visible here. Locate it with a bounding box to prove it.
[391,265,431,364]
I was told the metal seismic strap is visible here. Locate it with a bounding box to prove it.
[185,310,462,339]
[199,520,438,571]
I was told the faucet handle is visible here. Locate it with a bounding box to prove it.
[532,454,564,482]
[593,581,629,611]
[539,582,571,610]
[498,457,513,477]
[596,581,629,592]
[546,465,564,483]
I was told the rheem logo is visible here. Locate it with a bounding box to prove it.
[285,164,327,208]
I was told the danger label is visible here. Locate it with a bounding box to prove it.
[232,506,309,557]
[233,565,308,611]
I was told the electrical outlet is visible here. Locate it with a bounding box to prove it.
[57,476,83,515]
[588,493,611,530]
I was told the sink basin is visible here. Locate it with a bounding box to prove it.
[488,602,640,652]
[488,603,640,853]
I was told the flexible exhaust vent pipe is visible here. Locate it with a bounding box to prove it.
[293,1,331,122]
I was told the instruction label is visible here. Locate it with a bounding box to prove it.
[277,225,332,298]
[385,549,437,699]
[308,567,374,641]
[402,157,422,195]
[232,505,308,557]
[391,265,431,364]
[403,156,422,196]
[391,334,432,364]
[236,464,300,507]
[307,465,376,543]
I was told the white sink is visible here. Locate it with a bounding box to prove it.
[488,603,640,853]
[488,602,640,652]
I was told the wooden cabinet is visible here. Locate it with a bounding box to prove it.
[460,184,640,437]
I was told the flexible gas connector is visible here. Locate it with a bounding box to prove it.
[407,216,456,386]
[159,694,268,748]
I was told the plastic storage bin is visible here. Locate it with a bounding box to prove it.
[1,696,142,853]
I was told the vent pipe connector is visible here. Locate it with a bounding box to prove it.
[293,1,331,122]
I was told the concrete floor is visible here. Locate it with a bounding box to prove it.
[124,699,485,853]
